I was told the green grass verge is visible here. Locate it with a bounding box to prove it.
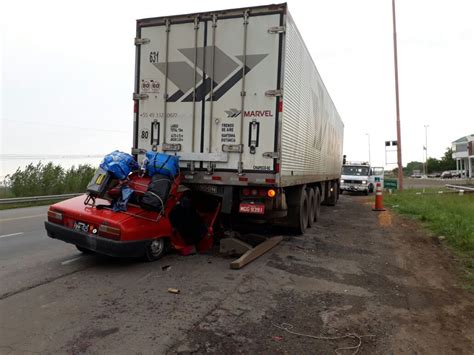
[385,189,474,290]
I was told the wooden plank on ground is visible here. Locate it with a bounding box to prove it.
[230,236,283,270]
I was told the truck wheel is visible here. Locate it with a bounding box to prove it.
[313,187,321,222]
[327,181,338,206]
[145,238,166,262]
[292,188,309,235]
[286,186,309,235]
[307,188,315,228]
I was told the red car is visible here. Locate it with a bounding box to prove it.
[45,174,220,261]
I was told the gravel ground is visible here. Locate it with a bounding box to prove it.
[169,194,474,354]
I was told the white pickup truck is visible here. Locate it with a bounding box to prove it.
[340,163,384,195]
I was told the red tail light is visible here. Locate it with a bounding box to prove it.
[47,210,63,223]
[239,176,248,182]
[98,224,121,240]
[275,163,280,173]
[212,176,222,181]
[265,178,276,184]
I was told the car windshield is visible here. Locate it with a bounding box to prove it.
[342,166,369,176]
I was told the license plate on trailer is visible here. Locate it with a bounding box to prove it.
[239,203,265,215]
[73,221,89,233]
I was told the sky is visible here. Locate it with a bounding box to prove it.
[1,0,473,179]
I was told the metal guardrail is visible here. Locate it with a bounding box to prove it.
[445,184,474,192]
[0,193,83,205]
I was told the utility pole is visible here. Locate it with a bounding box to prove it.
[392,0,403,190]
[424,124,429,175]
[366,133,371,166]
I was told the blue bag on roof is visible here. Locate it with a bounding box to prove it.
[100,151,139,180]
[145,151,179,177]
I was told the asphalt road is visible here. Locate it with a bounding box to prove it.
[0,198,473,354]
[0,206,97,300]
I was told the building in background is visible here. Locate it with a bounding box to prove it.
[452,134,474,178]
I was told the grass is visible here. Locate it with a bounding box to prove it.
[385,188,474,289]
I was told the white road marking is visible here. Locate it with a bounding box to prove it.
[61,257,82,265]
[0,232,24,239]
[0,232,25,238]
[0,214,45,223]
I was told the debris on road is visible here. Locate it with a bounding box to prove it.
[230,236,283,269]
[167,288,180,294]
[272,322,375,354]
[219,237,252,256]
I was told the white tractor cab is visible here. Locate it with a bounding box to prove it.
[340,162,384,195]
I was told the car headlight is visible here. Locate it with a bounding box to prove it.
[340,179,344,183]
[362,180,367,184]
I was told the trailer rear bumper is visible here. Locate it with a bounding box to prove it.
[45,221,148,258]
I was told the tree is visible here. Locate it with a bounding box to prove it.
[426,147,456,173]
[405,161,423,175]
[8,162,95,197]
[439,147,456,171]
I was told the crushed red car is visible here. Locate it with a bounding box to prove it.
[45,170,221,262]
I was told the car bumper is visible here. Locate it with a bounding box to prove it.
[340,184,368,192]
[45,221,148,258]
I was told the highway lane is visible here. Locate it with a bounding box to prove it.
[0,206,250,354]
[0,205,98,299]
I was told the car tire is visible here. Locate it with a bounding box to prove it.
[144,238,167,262]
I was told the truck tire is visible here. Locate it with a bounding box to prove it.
[313,186,321,222]
[287,186,309,235]
[307,188,315,228]
[327,181,338,206]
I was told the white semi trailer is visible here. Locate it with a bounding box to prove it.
[132,3,344,234]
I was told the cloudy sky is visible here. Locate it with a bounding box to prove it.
[1,0,473,178]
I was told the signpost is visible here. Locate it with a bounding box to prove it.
[384,179,398,190]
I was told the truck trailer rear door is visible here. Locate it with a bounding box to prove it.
[135,10,282,173]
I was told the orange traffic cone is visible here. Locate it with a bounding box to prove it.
[372,182,386,211]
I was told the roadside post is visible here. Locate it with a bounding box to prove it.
[372,182,386,211]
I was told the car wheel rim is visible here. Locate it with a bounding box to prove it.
[150,239,164,256]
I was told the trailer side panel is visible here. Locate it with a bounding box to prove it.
[280,12,344,186]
